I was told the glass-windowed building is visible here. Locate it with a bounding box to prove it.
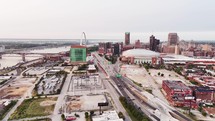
[70,45,87,63]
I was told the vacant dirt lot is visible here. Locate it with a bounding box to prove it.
[149,69,192,87]
[0,77,36,99]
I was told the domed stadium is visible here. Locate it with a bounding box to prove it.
[121,49,160,64]
[122,49,160,57]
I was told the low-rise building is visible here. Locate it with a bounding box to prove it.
[93,111,123,121]
[162,80,197,108]
[194,86,215,103]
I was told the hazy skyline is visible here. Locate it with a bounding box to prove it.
[0,0,215,41]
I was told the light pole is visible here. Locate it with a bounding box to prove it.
[185,96,195,114]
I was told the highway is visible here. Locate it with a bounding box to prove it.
[102,76,132,121]
[93,52,157,120]
[92,52,193,121]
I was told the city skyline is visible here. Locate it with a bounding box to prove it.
[0,0,215,40]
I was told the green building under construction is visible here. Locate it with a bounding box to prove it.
[70,45,87,63]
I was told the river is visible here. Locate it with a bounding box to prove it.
[0,46,70,69]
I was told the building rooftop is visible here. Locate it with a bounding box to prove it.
[88,64,96,71]
[162,54,215,62]
[93,111,123,121]
[122,49,160,57]
[163,80,191,91]
[196,86,215,92]
[71,45,87,48]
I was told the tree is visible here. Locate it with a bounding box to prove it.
[202,111,207,116]
[75,113,80,117]
[90,111,94,116]
[85,112,89,118]
[118,112,125,120]
[57,89,61,94]
[61,114,65,120]
[22,73,26,77]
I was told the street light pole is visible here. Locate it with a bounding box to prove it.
[185,96,195,115]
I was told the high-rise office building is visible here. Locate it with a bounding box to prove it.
[134,40,141,48]
[98,43,107,55]
[125,32,130,45]
[113,43,120,56]
[168,33,178,45]
[149,35,160,52]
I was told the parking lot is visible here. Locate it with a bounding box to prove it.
[25,67,49,75]
[37,75,65,95]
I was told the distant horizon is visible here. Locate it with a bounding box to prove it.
[1,0,215,41]
[1,31,215,42]
[0,38,215,43]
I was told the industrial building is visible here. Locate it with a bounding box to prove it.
[161,54,215,65]
[193,86,215,104]
[162,80,197,108]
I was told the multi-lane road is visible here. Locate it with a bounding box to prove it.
[93,52,193,121]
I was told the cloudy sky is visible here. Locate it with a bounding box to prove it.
[0,0,215,41]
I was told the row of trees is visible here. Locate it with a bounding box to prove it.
[119,96,149,121]
[137,62,152,72]
[157,72,164,77]
[104,55,118,64]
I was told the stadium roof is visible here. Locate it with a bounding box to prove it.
[122,49,160,57]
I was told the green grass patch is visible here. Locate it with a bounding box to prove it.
[10,97,57,120]
[190,80,199,85]
[145,89,152,94]
[132,80,142,87]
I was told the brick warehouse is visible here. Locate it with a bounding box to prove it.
[194,86,215,103]
[162,80,197,108]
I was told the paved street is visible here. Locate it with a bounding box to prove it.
[102,74,132,121]
[51,70,73,121]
